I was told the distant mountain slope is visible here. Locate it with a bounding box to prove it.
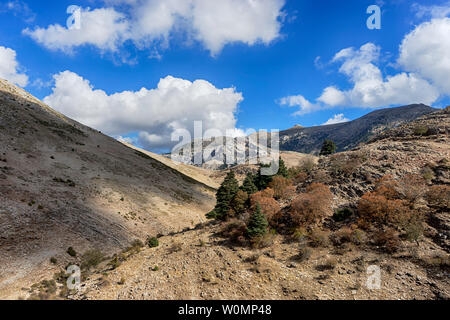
[279,104,437,154]
[0,79,215,298]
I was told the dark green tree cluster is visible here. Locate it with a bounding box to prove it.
[320,139,337,156]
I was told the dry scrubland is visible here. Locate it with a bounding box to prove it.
[0,79,449,300]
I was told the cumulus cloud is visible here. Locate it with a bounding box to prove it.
[398,17,450,95]
[23,7,130,53]
[43,71,243,151]
[279,41,440,115]
[24,0,285,56]
[412,1,450,19]
[0,46,28,87]
[322,114,349,126]
[278,94,321,115]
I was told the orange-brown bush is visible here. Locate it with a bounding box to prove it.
[374,228,401,253]
[288,183,333,226]
[230,190,249,215]
[268,176,295,200]
[293,172,308,184]
[357,192,415,227]
[426,185,450,208]
[220,219,247,246]
[250,188,280,219]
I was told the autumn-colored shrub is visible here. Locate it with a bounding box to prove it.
[268,176,295,200]
[397,174,427,203]
[308,228,330,248]
[331,226,366,246]
[292,171,308,184]
[357,191,413,226]
[426,185,450,208]
[220,219,247,246]
[230,190,249,215]
[374,229,401,253]
[250,188,280,219]
[288,183,333,227]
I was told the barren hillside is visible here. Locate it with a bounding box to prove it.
[0,79,216,298]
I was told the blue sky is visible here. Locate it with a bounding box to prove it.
[0,0,449,153]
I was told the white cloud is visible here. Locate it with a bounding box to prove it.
[0,46,28,87]
[24,0,285,56]
[322,114,349,126]
[279,94,321,115]
[23,8,130,53]
[413,1,450,19]
[43,71,243,151]
[398,17,450,95]
[280,41,440,115]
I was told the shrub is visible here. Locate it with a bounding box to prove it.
[147,236,159,248]
[50,257,57,264]
[246,204,269,239]
[206,210,217,220]
[81,249,104,270]
[332,208,353,222]
[316,257,337,271]
[320,140,336,156]
[292,171,308,184]
[396,174,427,203]
[66,247,77,257]
[357,192,412,226]
[404,219,424,243]
[308,228,329,248]
[331,226,366,246]
[288,183,333,226]
[426,185,450,208]
[221,219,247,245]
[118,277,126,285]
[421,166,434,182]
[250,189,280,219]
[374,229,400,253]
[413,125,429,136]
[250,229,276,249]
[230,190,249,215]
[268,176,295,200]
[295,244,311,262]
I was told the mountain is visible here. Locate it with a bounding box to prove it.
[172,104,436,169]
[0,79,216,298]
[279,104,437,154]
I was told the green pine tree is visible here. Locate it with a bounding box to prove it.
[214,171,239,220]
[246,204,268,238]
[320,139,337,156]
[278,157,288,178]
[255,163,273,190]
[241,173,258,195]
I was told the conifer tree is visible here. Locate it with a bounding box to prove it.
[278,157,288,178]
[241,173,258,195]
[214,171,239,220]
[246,204,268,238]
[320,139,337,155]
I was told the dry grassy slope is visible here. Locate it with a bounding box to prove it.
[121,142,221,189]
[0,79,216,298]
